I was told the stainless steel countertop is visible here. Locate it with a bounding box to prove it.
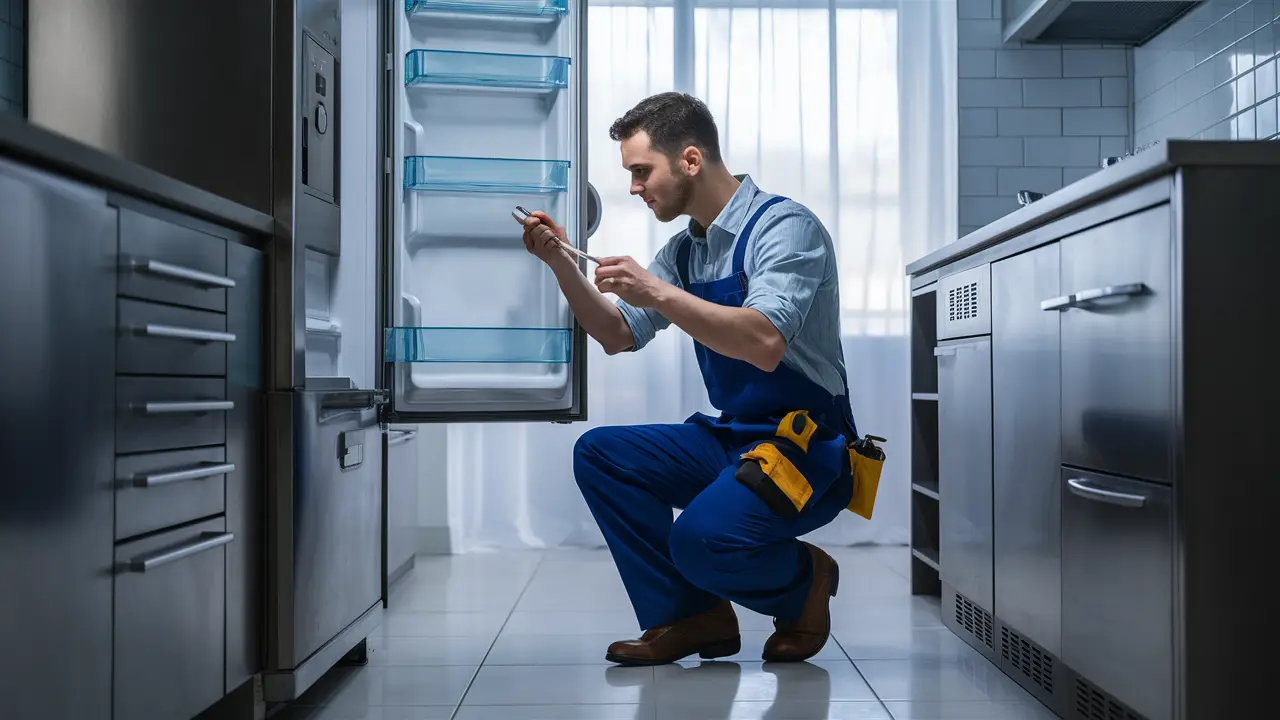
[0,113,275,237]
[906,139,1280,277]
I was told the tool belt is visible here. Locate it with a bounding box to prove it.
[734,410,887,521]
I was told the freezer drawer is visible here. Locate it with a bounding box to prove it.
[937,336,994,614]
[118,209,231,313]
[116,377,229,454]
[117,298,232,376]
[1056,204,1173,483]
[114,517,230,720]
[115,447,229,540]
[1061,468,1172,720]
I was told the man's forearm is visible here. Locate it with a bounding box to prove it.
[546,253,634,354]
[653,288,786,371]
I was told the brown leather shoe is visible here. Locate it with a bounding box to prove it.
[762,543,839,662]
[605,600,740,666]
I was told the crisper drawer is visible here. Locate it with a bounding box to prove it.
[117,298,233,377]
[1055,204,1173,483]
[114,517,230,720]
[118,209,232,313]
[117,377,229,454]
[1061,468,1172,720]
[115,447,230,540]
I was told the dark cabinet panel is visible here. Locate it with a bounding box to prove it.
[0,158,117,720]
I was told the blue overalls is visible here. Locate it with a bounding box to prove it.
[574,196,859,630]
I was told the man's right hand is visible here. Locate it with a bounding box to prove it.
[522,211,570,264]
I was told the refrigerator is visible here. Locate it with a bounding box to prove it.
[263,0,596,702]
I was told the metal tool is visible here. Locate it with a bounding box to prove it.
[512,205,601,264]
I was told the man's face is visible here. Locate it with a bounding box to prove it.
[620,131,695,223]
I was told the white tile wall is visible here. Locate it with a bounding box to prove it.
[956,0,1134,236]
[0,0,23,114]
[1135,0,1279,144]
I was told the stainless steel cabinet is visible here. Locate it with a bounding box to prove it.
[386,426,421,585]
[1061,467,1173,720]
[992,244,1062,660]
[114,517,231,720]
[937,336,994,615]
[0,158,117,720]
[1058,205,1173,484]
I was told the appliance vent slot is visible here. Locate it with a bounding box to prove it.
[1074,677,1144,720]
[954,592,993,649]
[1000,626,1054,695]
[948,282,979,322]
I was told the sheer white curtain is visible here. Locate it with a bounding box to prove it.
[446,0,956,552]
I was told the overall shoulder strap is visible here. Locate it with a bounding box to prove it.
[731,195,788,276]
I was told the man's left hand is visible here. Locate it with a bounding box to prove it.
[594,256,672,309]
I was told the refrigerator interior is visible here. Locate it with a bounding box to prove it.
[389,0,583,414]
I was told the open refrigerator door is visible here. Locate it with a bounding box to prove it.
[380,0,592,423]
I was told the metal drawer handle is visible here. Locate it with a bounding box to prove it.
[1067,477,1147,508]
[138,400,234,415]
[1042,283,1147,312]
[388,429,418,447]
[933,347,956,357]
[139,323,236,344]
[126,532,234,572]
[134,258,235,289]
[133,462,235,488]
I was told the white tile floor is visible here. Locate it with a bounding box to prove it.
[275,546,1058,720]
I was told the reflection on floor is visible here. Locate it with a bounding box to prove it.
[275,546,1056,720]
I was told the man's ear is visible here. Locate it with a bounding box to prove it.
[681,146,703,176]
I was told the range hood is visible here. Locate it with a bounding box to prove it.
[1003,0,1204,45]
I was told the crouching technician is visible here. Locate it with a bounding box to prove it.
[521,92,880,666]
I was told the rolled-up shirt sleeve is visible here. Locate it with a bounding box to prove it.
[743,211,829,344]
[615,236,682,352]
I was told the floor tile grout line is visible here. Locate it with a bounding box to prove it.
[834,636,896,720]
[449,551,550,720]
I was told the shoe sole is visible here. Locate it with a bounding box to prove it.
[605,635,742,667]
[761,555,839,663]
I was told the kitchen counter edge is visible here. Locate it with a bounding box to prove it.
[0,114,275,237]
[906,139,1280,279]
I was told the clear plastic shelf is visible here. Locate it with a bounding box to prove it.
[405,0,568,18]
[403,156,570,194]
[385,327,572,363]
[405,50,570,91]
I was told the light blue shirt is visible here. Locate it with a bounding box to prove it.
[617,175,849,399]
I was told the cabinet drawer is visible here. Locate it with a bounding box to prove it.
[1061,468,1172,720]
[1057,204,1173,483]
[117,299,232,377]
[119,209,231,313]
[114,517,229,720]
[117,378,229,454]
[115,447,229,541]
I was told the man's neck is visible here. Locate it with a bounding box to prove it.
[686,168,741,230]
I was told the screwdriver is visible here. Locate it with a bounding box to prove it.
[512,205,601,265]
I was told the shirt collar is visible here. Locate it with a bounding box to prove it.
[687,174,760,241]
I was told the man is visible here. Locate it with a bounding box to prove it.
[521,92,859,666]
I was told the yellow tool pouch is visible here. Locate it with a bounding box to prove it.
[734,411,823,520]
[846,435,887,520]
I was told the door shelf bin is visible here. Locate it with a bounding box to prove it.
[385,327,572,363]
[406,0,568,18]
[406,50,570,91]
[403,156,571,194]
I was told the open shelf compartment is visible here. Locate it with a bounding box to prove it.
[403,156,571,194]
[406,0,568,18]
[385,327,572,364]
[406,50,570,91]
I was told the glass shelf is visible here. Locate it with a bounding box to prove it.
[385,327,572,363]
[405,0,569,18]
[403,156,570,194]
[405,50,570,91]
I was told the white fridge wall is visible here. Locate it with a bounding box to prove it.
[392,1,583,414]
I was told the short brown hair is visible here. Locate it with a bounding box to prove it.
[608,92,723,164]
